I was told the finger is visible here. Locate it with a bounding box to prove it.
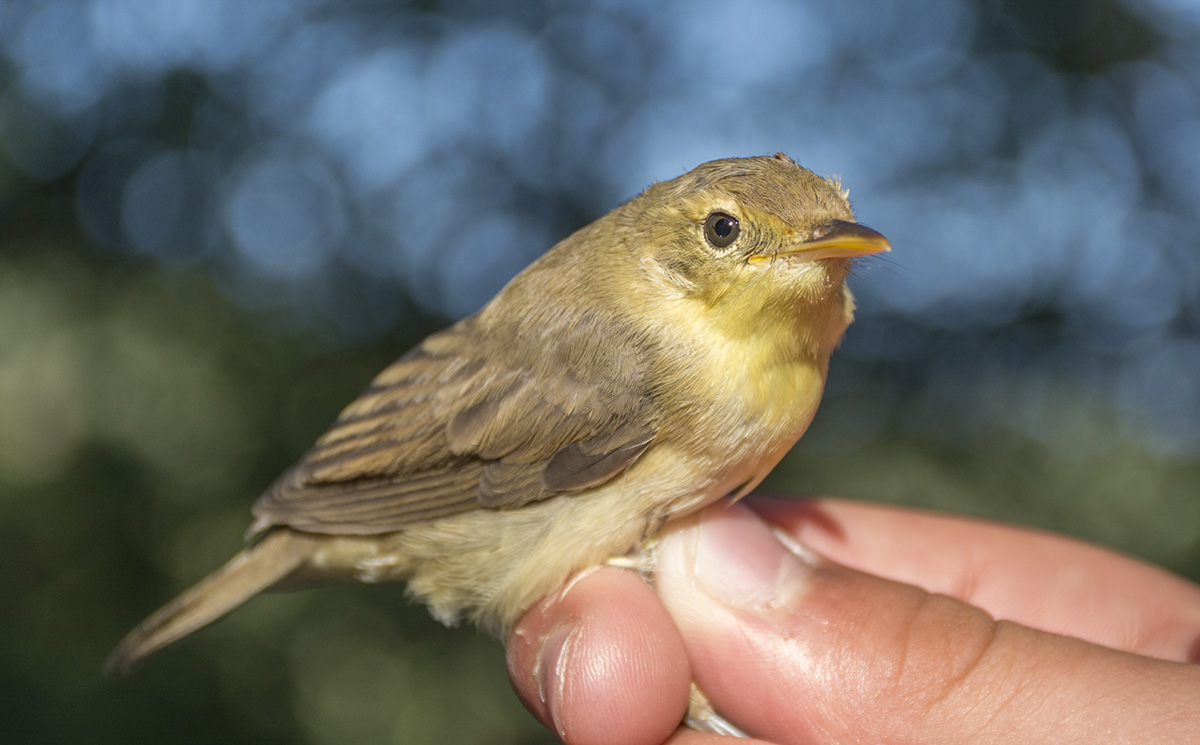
[507,566,692,745]
[657,503,1200,745]
[749,496,1200,662]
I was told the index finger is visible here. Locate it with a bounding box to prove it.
[748,496,1200,663]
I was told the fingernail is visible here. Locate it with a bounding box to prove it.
[692,505,817,612]
[535,621,578,739]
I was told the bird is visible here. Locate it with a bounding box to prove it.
[107,153,889,727]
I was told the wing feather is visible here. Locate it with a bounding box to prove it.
[251,310,659,535]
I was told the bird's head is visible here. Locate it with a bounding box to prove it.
[619,153,890,357]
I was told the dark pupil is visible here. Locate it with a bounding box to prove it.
[713,217,733,237]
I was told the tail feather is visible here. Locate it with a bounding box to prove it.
[106,530,315,674]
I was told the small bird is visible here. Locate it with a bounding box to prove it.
[108,154,888,722]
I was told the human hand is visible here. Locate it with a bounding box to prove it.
[506,497,1200,745]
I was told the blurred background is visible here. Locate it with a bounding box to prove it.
[2,0,1198,742]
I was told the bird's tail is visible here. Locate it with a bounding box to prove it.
[106,529,317,673]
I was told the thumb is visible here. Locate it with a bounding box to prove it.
[655,503,1199,745]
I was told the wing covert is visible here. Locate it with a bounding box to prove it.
[251,312,658,535]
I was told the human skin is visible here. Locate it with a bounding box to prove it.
[507,497,1200,745]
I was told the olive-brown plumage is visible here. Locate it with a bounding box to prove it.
[108,153,889,673]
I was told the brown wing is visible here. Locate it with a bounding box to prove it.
[250,311,658,535]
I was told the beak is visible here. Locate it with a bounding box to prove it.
[773,220,891,261]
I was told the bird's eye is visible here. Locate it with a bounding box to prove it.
[703,212,740,249]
